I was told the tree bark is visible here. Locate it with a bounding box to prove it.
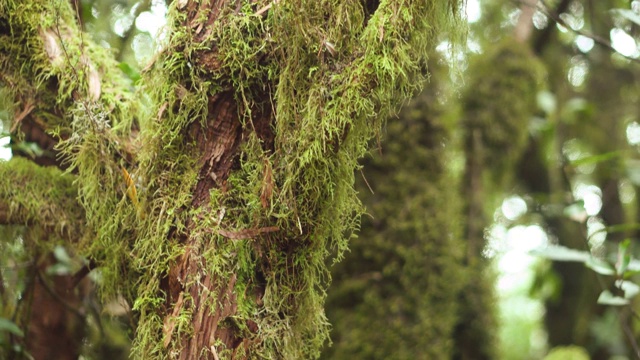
[1,1,465,358]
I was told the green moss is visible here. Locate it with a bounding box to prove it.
[462,38,544,184]
[0,0,141,323]
[2,0,466,358]
[322,57,467,359]
[118,0,465,358]
[0,157,84,239]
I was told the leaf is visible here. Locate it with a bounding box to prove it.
[597,290,629,306]
[53,245,72,265]
[569,151,619,167]
[530,245,591,262]
[0,318,23,337]
[563,201,587,223]
[121,167,139,209]
[46,263,72,276]
[11,141,43,158]
[585,257,615,276]
[537,90,557,114]
[618,280,640,299]
[611,9,640,27]
[118,62,141,83]
[616,239,632,276]
[625,258,640,271]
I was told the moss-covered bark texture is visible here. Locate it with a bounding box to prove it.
[322,38,543,360]
[456,38,544,360]
[322,59,468,359]
[0,0,463,358]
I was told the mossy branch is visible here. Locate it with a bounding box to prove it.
[0,0,137,166]
[0,157,85,242]
[0,0,144,320]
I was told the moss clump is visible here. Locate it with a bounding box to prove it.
[461,37,544,183]
[323,56,467,359]
[0,157,83,239]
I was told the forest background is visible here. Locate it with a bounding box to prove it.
[2,0,640,359]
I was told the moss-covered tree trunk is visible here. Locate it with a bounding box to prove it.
[0,0,463,358]
[457,36,543,360]
[322,57,468,359]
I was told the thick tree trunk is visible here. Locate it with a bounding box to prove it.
[1,1,464,358]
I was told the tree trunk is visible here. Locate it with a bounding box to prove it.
[1,0,464,358]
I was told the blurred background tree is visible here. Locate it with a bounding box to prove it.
[327,0,640,359]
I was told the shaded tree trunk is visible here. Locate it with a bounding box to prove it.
[323,57,468,359]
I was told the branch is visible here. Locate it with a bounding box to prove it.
[532,0,571,53]
[0,157,86,243]
[0,1,138,171]
[525,0,640,64]
[514,0,538,43]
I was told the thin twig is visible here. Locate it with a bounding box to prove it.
[360,169,374,194]
[619,309,640,359]
[515,0,640,64]
[10,101,35,133]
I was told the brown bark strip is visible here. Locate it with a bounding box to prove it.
[10,101,35,132]
[162,1,280,357]
[260,157,274,208]
[166,240,241,359]
[190,91,242,206]
[162,292,184,348]
[514,0,537,43]
[218,226,279,240]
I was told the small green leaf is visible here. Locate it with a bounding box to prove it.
[530,245,591,262]
[626,259,640,272]
[118,62,141,83]
[53,245,72,265]
[0,318,23,337]
[597,290,629,306]
[569,151,619,167]
[11,142,43,158]
[585,257,615,276]
[46,263,72,276]
[617,239,632,276]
